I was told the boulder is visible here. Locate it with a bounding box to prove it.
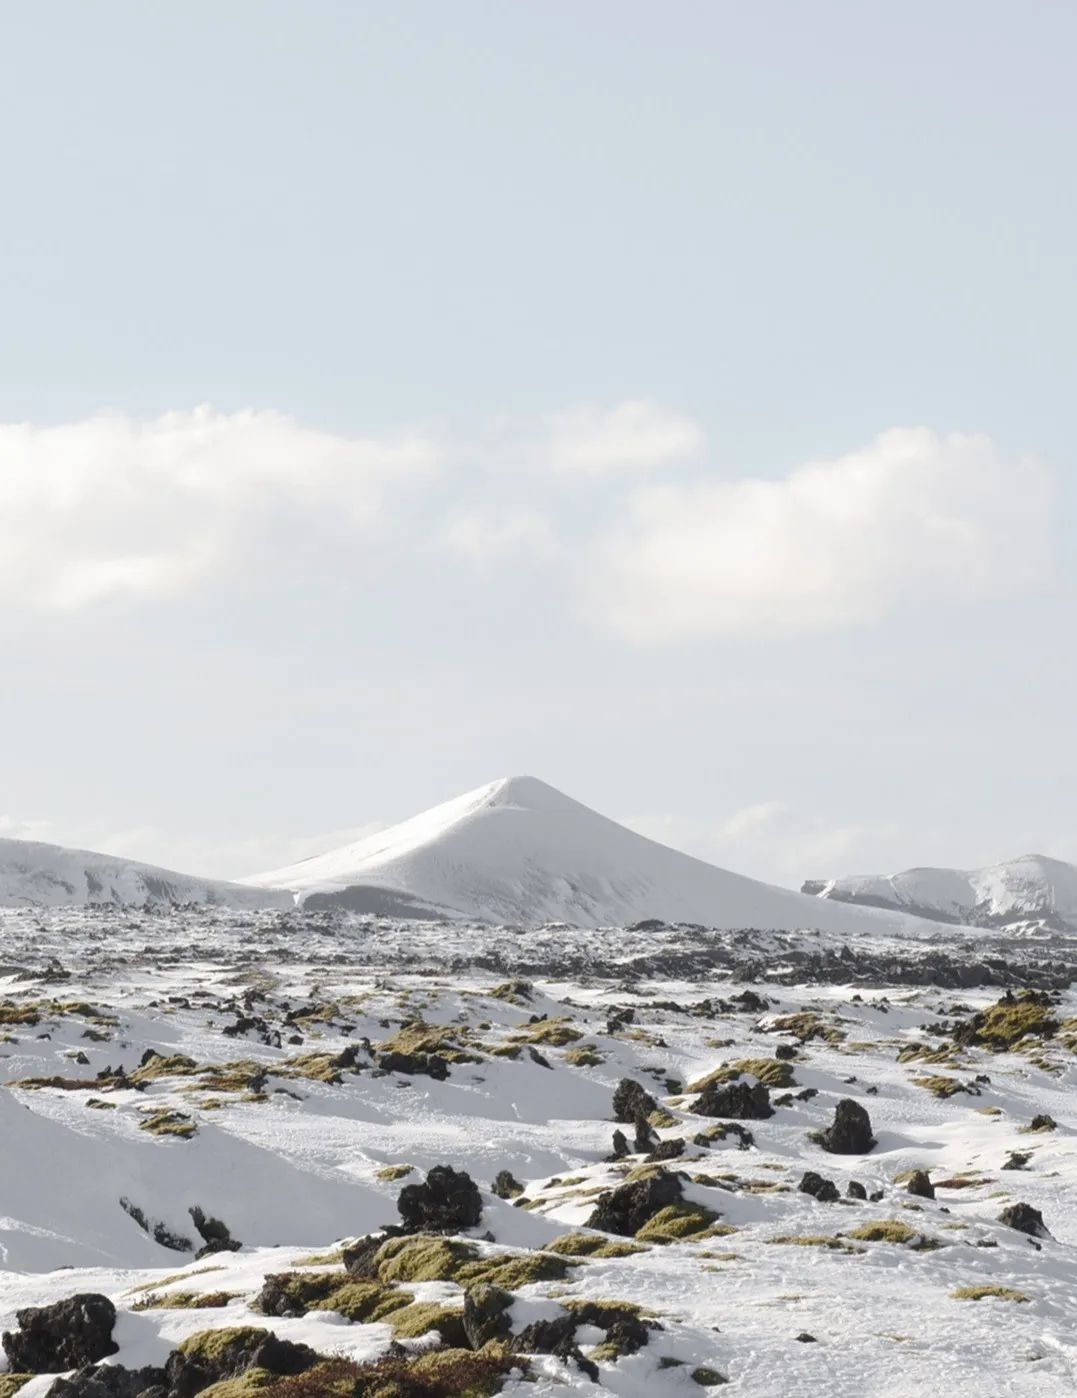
[905,1170,934,1199]
[694,1079,773,1120]
[997,1202,1050,1238]
[798,1171,839,1203]
[612,1078,658,1123]
[165,1329,317,1398]
[463,1283,513,1349]
[45,1366,166,1398]
[3,1294,118,1374]
[814,1098,875,1154]
[585,1166,684,1236]
[491,1170,523,1200]
[397,1165,483,1233]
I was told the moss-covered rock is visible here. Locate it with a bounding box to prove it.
[634,1204,726,1244]
[544,1233,646,1258]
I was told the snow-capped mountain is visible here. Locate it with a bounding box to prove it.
[247,774,917,932]
[804,853,1077,934]
[0,836,292,910]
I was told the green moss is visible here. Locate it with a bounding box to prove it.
[198,1370,276,1396]
[375,1234,478,1282]
[318,1281,413,1322]
[912,1075,969,1099]
[195,1060,270,1093]
[897,1043,956,1065]
[766,1235,863,1253]
[139,1109,196,1139]
[564,1045,604,1067]
[488,980,534,1003]
[846,1220,917,1244]
[0,1002,41,1026]
[0,1377,33,1397]
[127,1265,225,1295]
[390,1301,467,1345]
[489,1044,521,1059]
[647,1107,680,1129]
[291,1247,344,1267]
[951,1285,1029,1302]
[768,1012,845,1045]
[458,1251,573,1288]
[964,997,1058,1051]
[86,1097,116,1110]
[178,1327,269,1362]
[130,1053,200,1083]
[380,1021,481,1064]
[634,1204,730,1244]
[688,1058,795,1093]
[544,1233,646,1259]
[281,1053,346,1084]
[513,1018,583,1047]
[132,1290,237,1310]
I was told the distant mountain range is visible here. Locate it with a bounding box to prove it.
[0,836,291,911]
[7,778,1072,936]
[804,853,1077,935]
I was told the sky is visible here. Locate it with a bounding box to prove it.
[1,1,1075,890]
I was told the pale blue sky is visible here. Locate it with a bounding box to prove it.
[1,2,1074,886]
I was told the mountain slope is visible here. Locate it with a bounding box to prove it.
[0,836,292,910]
[806,853,1077,933]
[246,774,917,932]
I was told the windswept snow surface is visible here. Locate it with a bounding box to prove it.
[247,775,919,934]
[812,854,1077,934]
[0,836,291,910]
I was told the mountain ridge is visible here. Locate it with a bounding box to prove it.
[0,835,292,911]
[806,852,1077,934]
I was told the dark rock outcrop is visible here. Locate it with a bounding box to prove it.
[397,1165,483,1232]
[799,1170,839,1203]
[585,1166,683,1236]
[45,1366,166,1397]
[694,1079,773,1120]
[491,1170,523,1200]
[165,1330,317,1398]
[997,1202,1050,1238]
[905,1170,934,1199]
[189,1206,241,1258]
[463,1283,513,1349]
[612,1078,658,1123]
[3,1294,118,1374]
[813,1098,875,1154]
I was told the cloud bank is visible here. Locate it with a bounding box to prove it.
[585,428,1055,638]
[0,406,439,608]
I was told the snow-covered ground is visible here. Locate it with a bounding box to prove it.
[1,906,1077,1393]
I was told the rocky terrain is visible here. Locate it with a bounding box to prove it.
[1,906,1077,1394]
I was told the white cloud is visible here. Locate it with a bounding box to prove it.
[628,801,902,889]
[585,428,1055,639]
[436,506,557,567]
[0,406,440,608]
[542,398,705,473]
